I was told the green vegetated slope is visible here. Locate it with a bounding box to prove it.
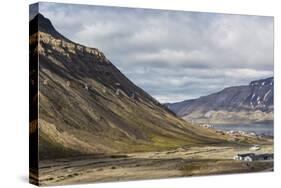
[30,14,225,160]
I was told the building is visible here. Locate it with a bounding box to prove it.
[233,153,274,161]
[233,153,255,161]
[256,154,274,161]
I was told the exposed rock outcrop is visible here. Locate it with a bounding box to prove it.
[30,14,224,159]
[166,77,274,123]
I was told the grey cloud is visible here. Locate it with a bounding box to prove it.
[38,2,274,103]
[29,3,38,20]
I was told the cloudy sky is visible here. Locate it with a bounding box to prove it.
[30,3,274,103]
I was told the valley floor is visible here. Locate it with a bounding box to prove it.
[32,144,273,186]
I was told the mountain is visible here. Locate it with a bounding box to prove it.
[166,77,274,124]
[30,14,224,159]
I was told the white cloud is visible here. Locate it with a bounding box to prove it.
[37,2,274,103]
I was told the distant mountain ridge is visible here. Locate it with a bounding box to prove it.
[30,14,224,159]
[166,77,274,123]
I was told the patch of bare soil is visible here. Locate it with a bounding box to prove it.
[36,144,273,186]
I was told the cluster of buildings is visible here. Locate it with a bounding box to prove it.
[233,153,273,162]
[199,124,214,128]
[225,130,257,137]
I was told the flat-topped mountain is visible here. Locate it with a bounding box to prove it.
[30,14,224,159]
[166,77,274,123]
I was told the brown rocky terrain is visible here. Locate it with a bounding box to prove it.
[29,13,273,186]
[30,14,229,160]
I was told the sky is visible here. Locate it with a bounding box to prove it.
[30,3,274,103]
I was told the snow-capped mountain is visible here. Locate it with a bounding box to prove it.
[166,77,274,123]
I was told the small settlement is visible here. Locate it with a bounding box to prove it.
[197,123,273,162]
[233,153,273,162]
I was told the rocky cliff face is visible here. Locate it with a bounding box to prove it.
[166,77,274,123]
[30,14,223,159]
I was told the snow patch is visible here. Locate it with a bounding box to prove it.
[257,96,261,105]
[250,102,254,109]
[263,89,271,101]
[251,93,256,100]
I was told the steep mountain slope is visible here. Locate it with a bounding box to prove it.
[30,14,224,159]
[166,77,274,123]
